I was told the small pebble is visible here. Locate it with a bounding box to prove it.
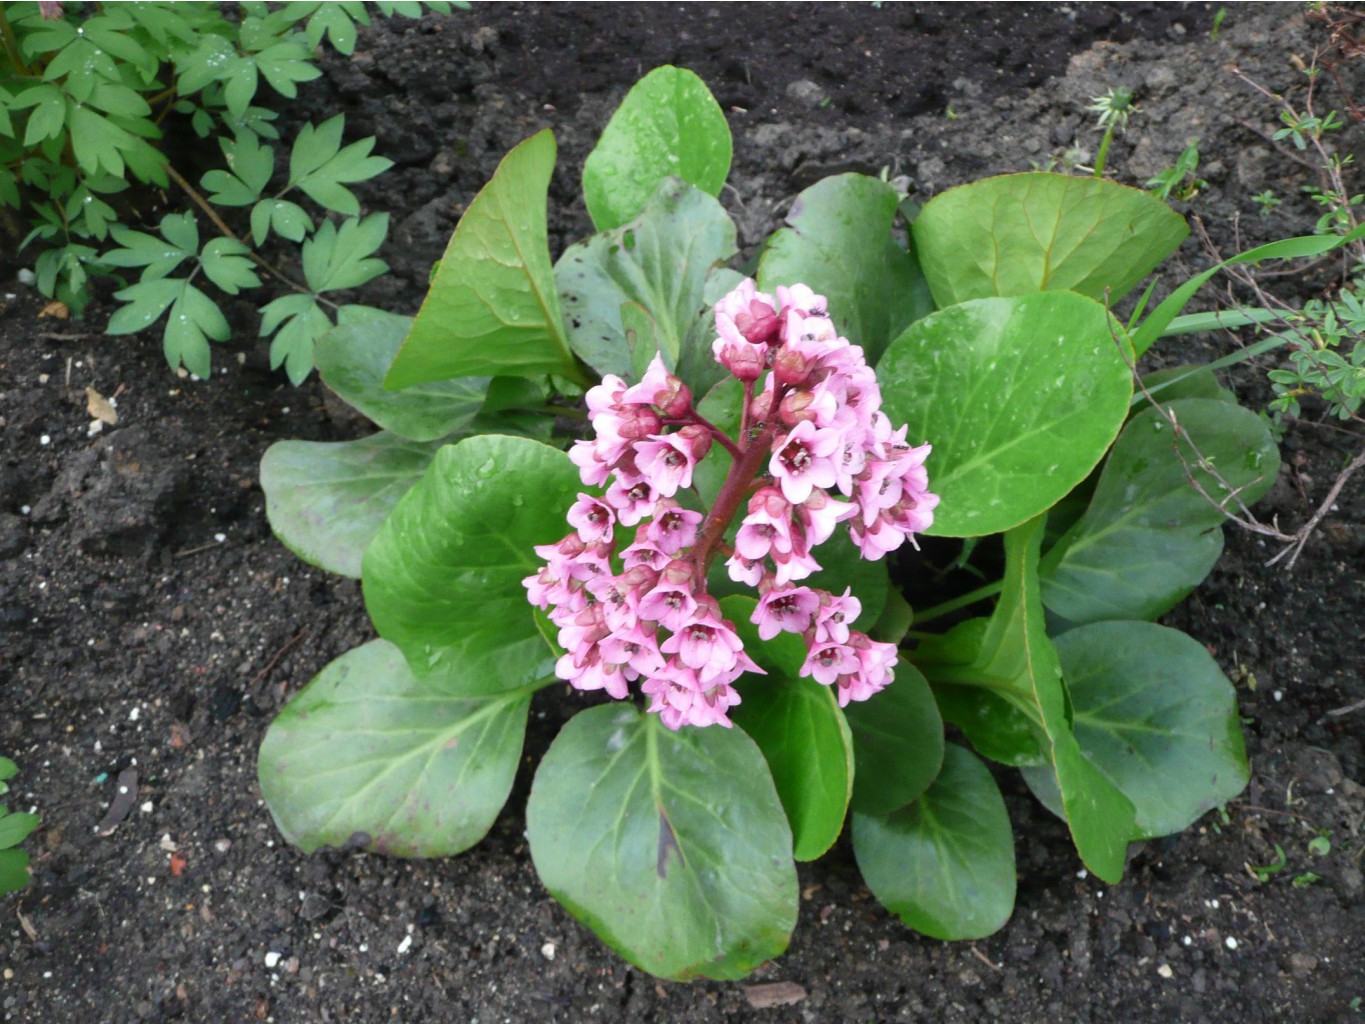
[264,951,282,969]
[40,435,51,445]
[1076,869,1088,880]
[1225,936,1238,950]
[213,839,232,854]
[140,801,153,814]
[129,707,140,721]
[214,533,226,543]
[1273,690,1283,702]
[1157,964,1174,979]
[397,934,413,955]
[541,941,556,961]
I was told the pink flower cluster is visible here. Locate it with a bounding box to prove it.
[524,279,938,728]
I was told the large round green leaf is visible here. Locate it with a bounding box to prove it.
[526,704,797,981]
[362,435,580,695]
[853,744,1015,940]
[258,640,531,856]
[1040,398,1280,623]
[583,66,731,232]
[757,173,932,364]
[385,131,578,388]
[261,431,444,579]
[1024,621,1248,838]
[879,292,1134,537]
[911,172,1188,307]
[315,312,491,442]
[556,179,737,383]
[843,661,944,815]
[723,596,853,861]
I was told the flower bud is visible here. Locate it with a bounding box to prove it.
[654,377,693,419]
[748,389,775,423]
[675,423,712,463]
[779,389,819,426]
[735,300,781,345]
[617,403,663,440]
[774,347,813,388]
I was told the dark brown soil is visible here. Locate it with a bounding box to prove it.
[2,4,1363,1022]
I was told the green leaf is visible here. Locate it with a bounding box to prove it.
[1131,365,1235,414]
[251,198,313,245]
[261,431,446,579]
[1022,622,1248,839]
[721,596,853,861]
[526,704,797,980]
[843,661,943,815]
[385,131,578,386]
[362,435,581,695]
[757,173,932,364]
[911,172,1189,307]
[107,277,185,335]
[258,640,530,856]
[203,132,275,206]
[254,40,323,98]
[583,65,731,232]
[261,295,332,385]
[915,518,1137,882]
[556,179,737,384]
[104,221,194,280]
[288,116,392,215]
[1040,399,1280,624]
[164,282,229,379]
[315,312,492,442]
[301,213,390,293]
[0,850,29,896]
[0,811,38,850]
[1132,222,1365,357]
[853,744,1015,940]
[199,237,262,295]
[879,292,1134,537]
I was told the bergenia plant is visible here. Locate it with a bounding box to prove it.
[257,66,1329,979]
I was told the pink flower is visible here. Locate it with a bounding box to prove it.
[795,489,856,548]
[660,610,746,676]
[769,420,841,504]
[566,493,615,544]
[604,476,658,526]
[641,666,744,729]
[752,586,821,640]
[735,487,795,561]
[715,278,780,346]
[646,501,703,555]
[813,589,862,644]
[634,425,710,497]
[802,642,860,686]
[623,355,691,417]
[637,560,700,632]
[712,334,768,382]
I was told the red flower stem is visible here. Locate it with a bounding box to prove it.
[675,408,743,461]
[691,420,778,573]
